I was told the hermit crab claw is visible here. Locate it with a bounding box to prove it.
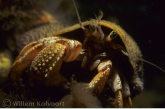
[9,37,82,86]
[9,41,45,85]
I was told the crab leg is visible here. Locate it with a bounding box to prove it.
[88,60,112,96]
[120,73,132,107]
[108,68,123,107]
[88,60,125,107]
[123,94,132,108]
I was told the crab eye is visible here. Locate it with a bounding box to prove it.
[89,24,97,33]
[106,30,118,42]
[110,31,118,39]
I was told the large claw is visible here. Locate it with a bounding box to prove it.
[30,40,82,86]
[9,37,82,86]
[30,43,67,85]
[9,41,45,85]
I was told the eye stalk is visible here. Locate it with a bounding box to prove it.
[88,18,105,42]
[90,10,104,41]
[106,30,118,42]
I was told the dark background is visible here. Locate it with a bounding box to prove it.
[78,0,165,107]
[0,0,164,108]
[50,0,165,107]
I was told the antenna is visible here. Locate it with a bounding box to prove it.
[72,0,93,38]
[140,58,165,73]
[72,0,84,29]
[121,50,165,73]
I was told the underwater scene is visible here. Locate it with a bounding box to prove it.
[0,0,165,108]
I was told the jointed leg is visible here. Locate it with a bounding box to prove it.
[108,68,132,107]
[119,71,132,107]
[88,60,112,96]
[108,68,123,107]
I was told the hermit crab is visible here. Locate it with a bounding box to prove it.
[9,0,145,108]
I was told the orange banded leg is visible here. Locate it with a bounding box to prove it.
[109,68,123,108]
[88,60,112,96]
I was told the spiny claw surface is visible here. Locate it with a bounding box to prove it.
[30,43,68,86]
[9,37,82,86]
